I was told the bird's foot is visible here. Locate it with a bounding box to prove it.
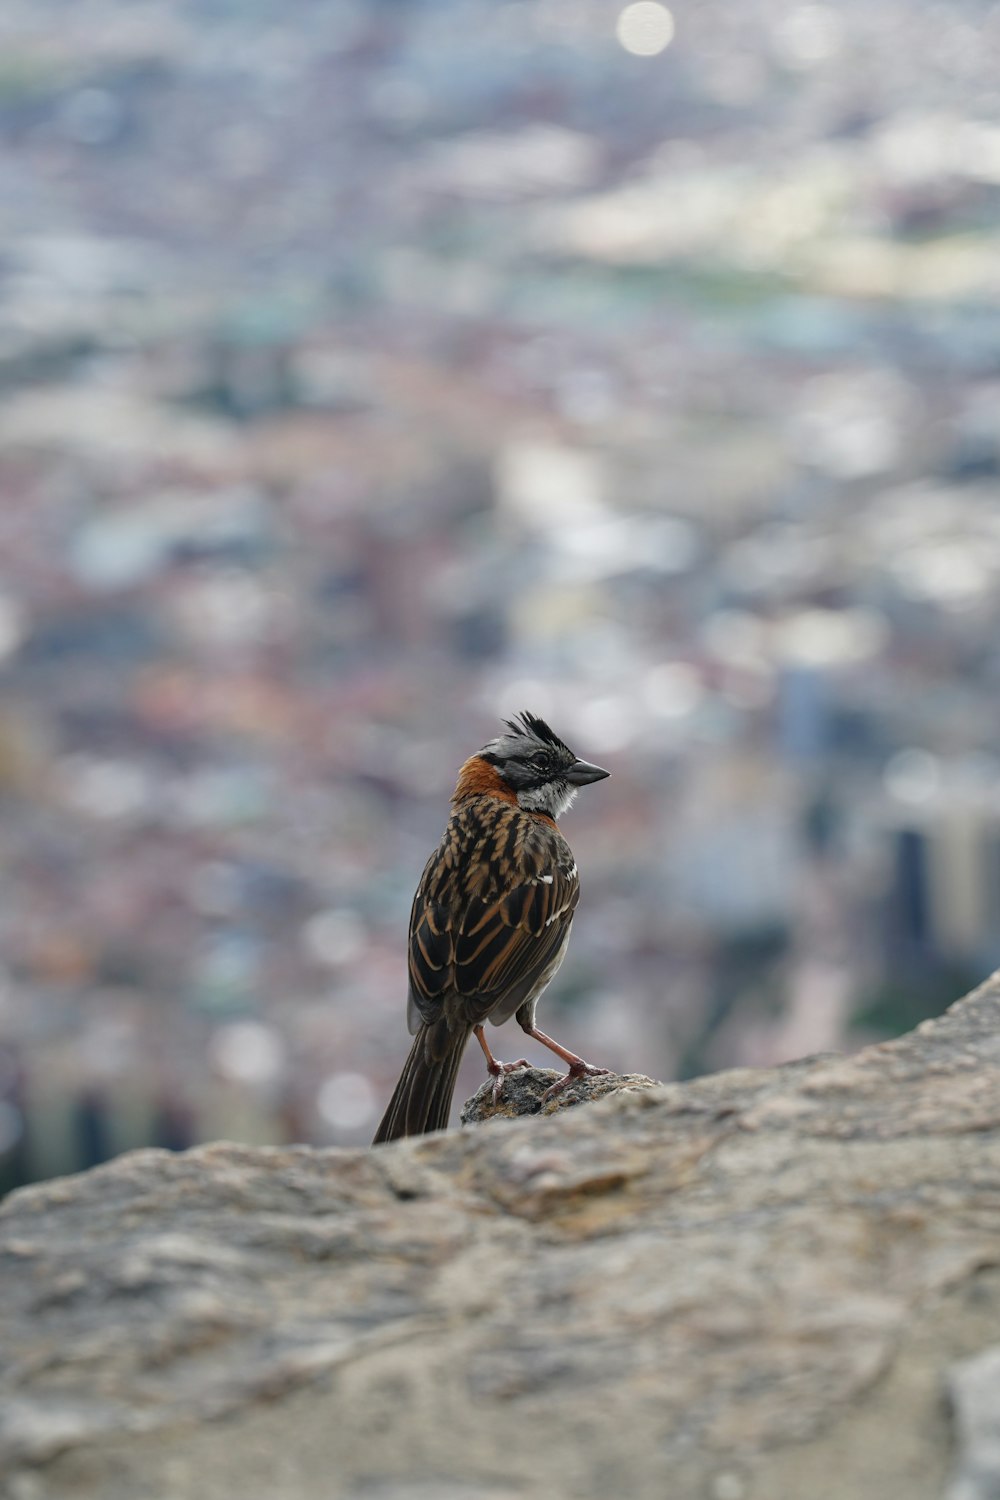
[485,1057,531,1107]
[541,1060,610,1104]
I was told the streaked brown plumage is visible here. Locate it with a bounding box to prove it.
[373,713,610,1145]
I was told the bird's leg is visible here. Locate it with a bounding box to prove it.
[518,1023,610,1102]
[473,1024,530,1107]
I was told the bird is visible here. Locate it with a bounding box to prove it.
[372,711,610,1145]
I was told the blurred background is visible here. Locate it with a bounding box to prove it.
[0,0,999,1190]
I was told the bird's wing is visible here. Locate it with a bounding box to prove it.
[450,864,577,1015]
[407,805,578,1032]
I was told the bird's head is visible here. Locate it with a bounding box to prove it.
[474,711,610,820]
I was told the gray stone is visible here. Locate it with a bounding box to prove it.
[946,1345,1000,1500]
[4,972,1000,1498]
[459,1062,659,1123]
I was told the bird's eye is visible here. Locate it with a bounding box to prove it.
[531,753,548,769]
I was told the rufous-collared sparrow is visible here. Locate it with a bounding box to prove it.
[372,712,610,1144]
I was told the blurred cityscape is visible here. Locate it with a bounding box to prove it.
[1,0,999,1189]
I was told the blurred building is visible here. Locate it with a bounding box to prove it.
[0,0,999,1185]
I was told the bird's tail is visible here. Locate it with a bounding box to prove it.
[372,1019,471,1145]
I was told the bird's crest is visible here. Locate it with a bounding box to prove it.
[504,711,571,754]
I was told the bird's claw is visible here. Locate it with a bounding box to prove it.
[486,1057,531,1107]
[542,1061,610,1104]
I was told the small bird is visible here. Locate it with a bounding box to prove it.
[373,712,610,1145]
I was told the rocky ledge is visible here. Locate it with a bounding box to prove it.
[4,977,1000,1500]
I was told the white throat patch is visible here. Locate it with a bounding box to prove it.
[516,781,578,819]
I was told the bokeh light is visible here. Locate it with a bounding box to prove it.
[316,1073,377,1134]
[210,1023,286,1088]
[616,2,675,56]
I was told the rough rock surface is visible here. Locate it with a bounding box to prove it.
[4,976,1000,1500]
[946,1345,1000,1500]
[460,1062,660,1123]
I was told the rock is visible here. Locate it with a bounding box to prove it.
[946,1345,1000,1500]
[4,972,1000,1499]
[459,1064,659,1123]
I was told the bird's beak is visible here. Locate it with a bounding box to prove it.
[565,758,610,785]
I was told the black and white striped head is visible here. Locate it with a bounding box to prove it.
[480,712,609,819]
